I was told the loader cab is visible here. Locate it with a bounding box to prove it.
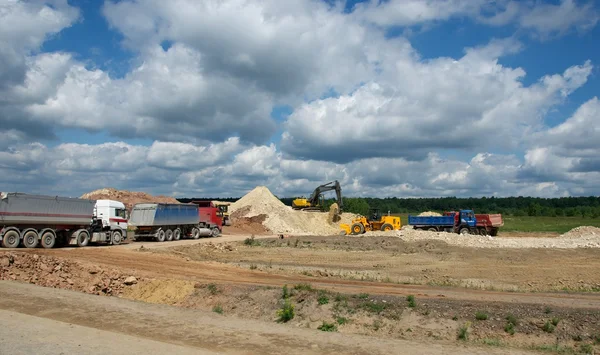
[370,208,381,222]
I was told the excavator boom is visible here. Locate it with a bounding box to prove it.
[292,180,343,212]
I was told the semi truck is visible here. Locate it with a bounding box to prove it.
[129,202,222,242]
[0,192,128,248]
[408,209,503,236]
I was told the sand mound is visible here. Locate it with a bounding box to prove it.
[560,226,600,239]
[121,279,195,305]
[230,186,358,235]
[418,211,442,216]
[81,188,180,211]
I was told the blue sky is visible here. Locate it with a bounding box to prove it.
[1,0,599,198]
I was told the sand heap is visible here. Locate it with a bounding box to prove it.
[81,188,180,211]
[560,226,600,239]
[229,186,358,235]
[418,211,442,216]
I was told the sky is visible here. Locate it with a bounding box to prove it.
[0,0,599,199]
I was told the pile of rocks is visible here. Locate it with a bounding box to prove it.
[0,252,143,296]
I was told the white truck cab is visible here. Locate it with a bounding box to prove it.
[94,199,128,230]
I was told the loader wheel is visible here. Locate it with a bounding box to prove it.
[41,231,56,249]
[381,223,393,232]
[173,228,181,241]
[351,223,365,235]
[23,230,39,248]
[156,230,166,242]
[165,229,173,241]
[2,230,20,248]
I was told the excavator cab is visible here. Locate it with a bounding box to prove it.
[292,180,343,213]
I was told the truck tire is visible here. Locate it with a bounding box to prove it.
[173,228,181,241]
[111,231,123,245]
[351,223,364,235]
[165,229,173,241]
[211,227,220,237]
[41,231,56,249]
[490,228,498,237]
[76,230,89,247]
[479,228,488,236]
[156,230,166,242]
[381,223,393,231]
[459,227,470,235]
[23,230,39,248]
[2,230,20,248]
[428,227,437,232]
[192,228,200,239]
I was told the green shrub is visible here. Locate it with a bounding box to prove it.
[282,284,289,299]
[294,283,314,291]
[277,300,295,323]
[317,292,329,305]
[551,317,560,326]
[407,295,416,308]
[358,293,369,299]
[475,311,488,321]
[458,322,470,341]
[336,317,348,325]
[542,321,555,333]
[504,322,515,335]
[212,305,223,314]
[207,283,219,295]
[317,321,337,332]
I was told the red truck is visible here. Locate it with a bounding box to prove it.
[191,201,223,237]
[443,211,503,236]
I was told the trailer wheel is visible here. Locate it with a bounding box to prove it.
[165,229,173,241]
[2,230,20,248]
[76,230,90,247]
[191,228,200,239]
[459,228,469,235]
[156,230,166,242]
[111,231,123,245]
[23,230,39,248]
[428,227,437,232]
[173,228,181,241]
[41,231,56,249]
[479,228,488,236]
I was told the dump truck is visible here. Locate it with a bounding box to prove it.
[408,209,503,236]
[340,208,401,235]
[129,202,221,242]
[0,192,128,248]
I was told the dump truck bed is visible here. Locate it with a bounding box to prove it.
[407,215,455,226]
[476,214,504,227]
[0,192,95,225]
[129,203,199,227]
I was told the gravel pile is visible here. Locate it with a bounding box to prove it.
[418,211,442,216]
[362,226,600,249]
[229,186,358,235]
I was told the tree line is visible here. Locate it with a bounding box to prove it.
[179,196,600,218]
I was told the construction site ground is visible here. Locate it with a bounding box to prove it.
[2,229,600,354]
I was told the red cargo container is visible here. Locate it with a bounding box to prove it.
[191,201,222,237]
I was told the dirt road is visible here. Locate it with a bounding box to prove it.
[0,281,535,355]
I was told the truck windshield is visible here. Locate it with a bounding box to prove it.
[115,208,127,218]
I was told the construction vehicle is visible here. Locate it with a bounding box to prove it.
[0,192,128,248]
[213,201,231,226]
[340,208,401,235]
[408,209,503,236]
[292,180,343,212]
[129,202,221,242]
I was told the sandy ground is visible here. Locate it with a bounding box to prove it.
[0,281,532,355]
[3,231,600,353]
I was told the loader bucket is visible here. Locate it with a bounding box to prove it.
[339,223,350,236]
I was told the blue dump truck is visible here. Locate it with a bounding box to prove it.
[408,209,502,236]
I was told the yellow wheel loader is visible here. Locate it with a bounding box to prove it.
[340,209,401,235]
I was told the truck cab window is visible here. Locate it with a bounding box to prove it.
[115,208,126,218]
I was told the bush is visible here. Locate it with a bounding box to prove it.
[336,317,348,325]
[504,322,515,335]
[207,283,219,295]
[542,321,555,333]
[277,299,295,323]
[294,283,314,291]
[244,235,259,246]
[475,311,488,321]
[551,317,560,326]
[212,305,223,314]
[317,321,337,332]
[361,301,387,314]
[458,322,471,341]
[317,291,329,305]
[282,284,289,299]
[407,295,416,308]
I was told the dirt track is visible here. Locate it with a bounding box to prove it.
[0,282,531,355]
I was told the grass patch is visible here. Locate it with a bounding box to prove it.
[481,338,503,347]
[545,306,553,314]
[504,322,516,335]
[277,299,295,323]
[580,344,594,354]
[294,283,315,291]
[212,305,223,314]
[207,283,219,295]
[458,322,471,341]
[317,321,337,332]
[551,317,561,326]
[502,216,600,234]
[406,295,416,308]
[475,311,488,320]
[530,344,578,354]
[506,314,518,325]
[357,293,369,299]
[244,235,260,246]
[317,291,329,305]
[282,284,290,299]
[361,301,387,314]
[542,321,556,333]
[336,316,348,325]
